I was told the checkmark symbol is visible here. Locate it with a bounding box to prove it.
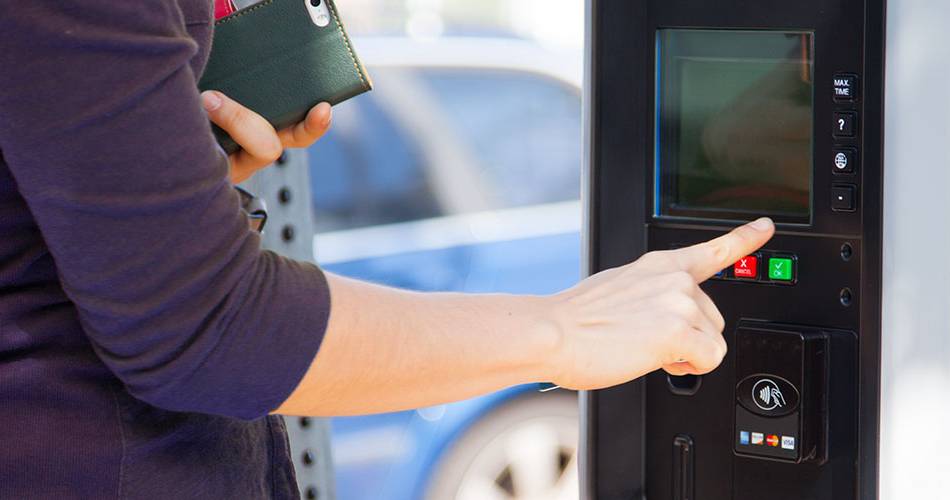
[767,257,793,281]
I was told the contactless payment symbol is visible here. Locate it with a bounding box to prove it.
[737,374,800,417]
[752,378,787,411]
[739,431,750,445]
[766,434,780,447]
[751,432,764,445]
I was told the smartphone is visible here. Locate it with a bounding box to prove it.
[201,0,372,154]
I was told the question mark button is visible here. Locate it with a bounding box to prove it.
[833,112,856,138]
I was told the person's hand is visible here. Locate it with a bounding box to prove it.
[201,90,332,184]
[547,217,775,390]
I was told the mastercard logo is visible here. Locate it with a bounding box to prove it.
[766,434,780,447]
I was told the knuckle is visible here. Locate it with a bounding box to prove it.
[670,271,694,291]
[707,241,731,266]
[694,351,717,371]
[290,124,310,147]
[667,316,690,337]
[635,252,658,268]
[264,143,283,163]
[230,106,252,130]
[684,298,703,321]
[660,291,686,311]
[714,310,726,331]
[666,289,688,307]
[735,224,758,242]
[705,337,727,366]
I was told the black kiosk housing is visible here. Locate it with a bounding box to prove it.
[581,1,884,499]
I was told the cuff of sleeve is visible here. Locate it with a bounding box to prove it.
[142,252,331,420]
[256,257,331,417]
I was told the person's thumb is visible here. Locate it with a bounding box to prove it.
[201,90,281,162]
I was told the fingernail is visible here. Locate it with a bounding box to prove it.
[749,217,774,231]
[201,91,222,112]
[318,102,332,126]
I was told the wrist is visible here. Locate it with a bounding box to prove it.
[518,293,569,385]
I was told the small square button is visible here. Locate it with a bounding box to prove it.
[832,184,857,212]
[733,254,758,279]
[833,148,857,174]
[834,112,857,138]
[768,257,795,281]
[833,74,858,101]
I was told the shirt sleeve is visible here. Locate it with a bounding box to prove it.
[0,0,330,420]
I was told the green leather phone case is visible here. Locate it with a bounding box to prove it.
[199,0,372,154]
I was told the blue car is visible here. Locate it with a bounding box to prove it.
[306,37,583,500]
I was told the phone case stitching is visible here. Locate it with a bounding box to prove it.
[326,0,369,90]
[214,0,277,26]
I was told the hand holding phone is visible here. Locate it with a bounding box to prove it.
[201,90,332,183]
[201,0,371,154]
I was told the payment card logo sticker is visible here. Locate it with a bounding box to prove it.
[739,431,750,445]
[752,378,787,411]
[782,436,796,450]
[751,432,764,445]
[766,435,780,447]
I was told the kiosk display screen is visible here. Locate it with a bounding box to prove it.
[655,29,814,223]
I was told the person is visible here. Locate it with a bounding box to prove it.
[0,1,775,498]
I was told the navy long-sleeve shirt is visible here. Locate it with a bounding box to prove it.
[0,1,330,497]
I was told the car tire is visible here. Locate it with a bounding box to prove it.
[424,391,579,500]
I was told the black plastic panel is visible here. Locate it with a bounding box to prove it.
[583,0,885,499]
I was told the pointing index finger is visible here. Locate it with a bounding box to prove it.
[671,217,776,282]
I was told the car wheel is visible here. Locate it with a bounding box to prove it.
[424,392,579,500]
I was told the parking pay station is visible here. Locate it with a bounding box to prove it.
[580,1,950,499]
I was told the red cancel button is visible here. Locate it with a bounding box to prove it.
[733,255,759,279]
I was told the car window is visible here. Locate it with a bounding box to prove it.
[308,94,442,233]
[307,67,581,233]
[419,69,582,208]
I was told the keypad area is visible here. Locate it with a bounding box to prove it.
[712,250,798,285]
[831,73,859,212]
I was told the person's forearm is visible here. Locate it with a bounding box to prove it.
[274,219,776,417]
[273,273,562,416]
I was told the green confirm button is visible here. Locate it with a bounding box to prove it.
[768,257,794,281]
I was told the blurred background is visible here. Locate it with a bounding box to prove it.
[303,1,584,499]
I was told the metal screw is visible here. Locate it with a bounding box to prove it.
[282,225,295,242]
[278,188,292,205]
[840,243,853,261]
[840,288,853,307]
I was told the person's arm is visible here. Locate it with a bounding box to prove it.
[275,218,775,416]
[0,0,331,420]
[0,0,774,421]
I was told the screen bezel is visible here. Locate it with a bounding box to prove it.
[653,28,816,226]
